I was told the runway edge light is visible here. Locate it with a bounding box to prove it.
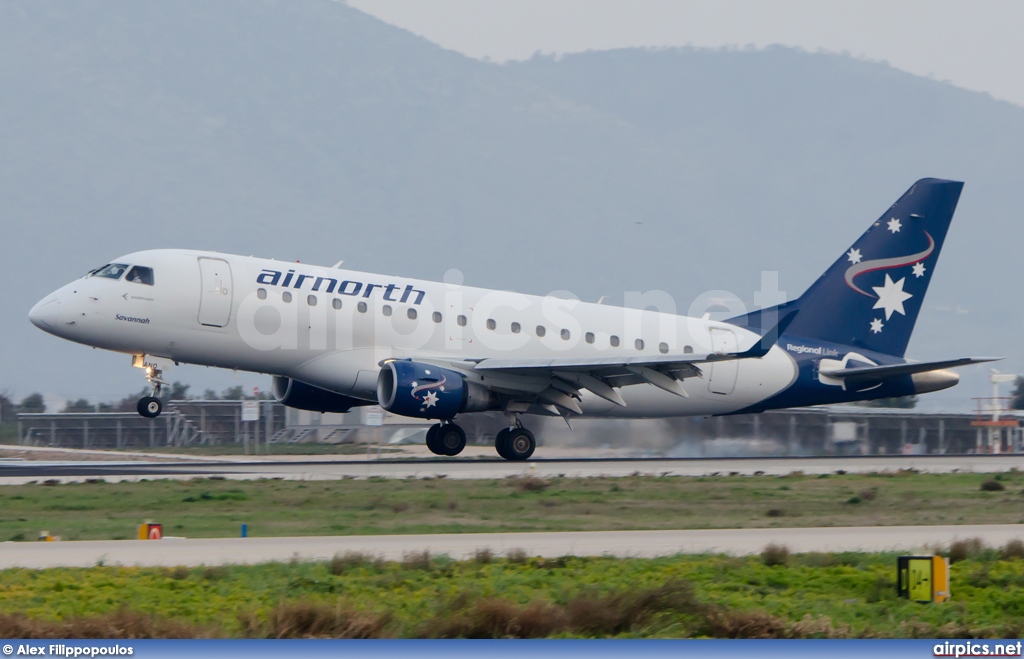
[897,555,950,603]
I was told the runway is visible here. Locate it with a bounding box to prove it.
[3,524,1022,569]
[1,453,1023,484]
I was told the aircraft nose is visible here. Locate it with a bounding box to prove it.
[29,295,61,333]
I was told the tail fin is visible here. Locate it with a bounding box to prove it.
[783,178,963,357]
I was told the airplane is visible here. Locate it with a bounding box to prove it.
[29,178,996,460]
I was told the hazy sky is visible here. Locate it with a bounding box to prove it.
[348,0,1024,108]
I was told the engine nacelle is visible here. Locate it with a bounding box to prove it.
[376,360,497,420]
[272,376,370,413]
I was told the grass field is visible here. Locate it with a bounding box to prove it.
[1,548,1023,638]
[1,470,1023,541]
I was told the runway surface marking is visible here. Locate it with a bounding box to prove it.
[3,525,1022,569]
[2,455,1023,484]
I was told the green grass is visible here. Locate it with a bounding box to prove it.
[1,471,1023,541]
[1,551,1022,637]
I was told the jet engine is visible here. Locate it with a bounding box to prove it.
[376,360,498,420]
[272,376,371,413]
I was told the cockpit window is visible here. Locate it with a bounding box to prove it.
[125,266,154,286]
[91,263,129,280]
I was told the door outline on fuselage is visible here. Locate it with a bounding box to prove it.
[197,257,233,328]
[707,328,738,395]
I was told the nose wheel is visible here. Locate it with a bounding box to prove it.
[133,356,168,418]
[137,396,163,418]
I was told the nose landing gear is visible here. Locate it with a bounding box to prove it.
[132,355,168,418]
[137,396,163,418]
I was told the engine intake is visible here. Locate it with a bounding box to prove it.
[376,360,497,420]
[272,376,370,413]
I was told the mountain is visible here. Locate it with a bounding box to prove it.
[1,0,1021,404]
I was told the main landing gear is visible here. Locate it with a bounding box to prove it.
[426,422,467,457]
[424,415,537,461]
[495,415,536,461]
[134,356,167,419]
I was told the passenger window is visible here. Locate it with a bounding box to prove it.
[432,311,442,323]
[684,345,693,354]
[358,301,367,313]
[585,332,595,344]
[610,335,620,347]
[307,295,317,307]
[257,288,267,300]
[92,263,129,280]
[332,298,342,310]
[382,305,392,317]
[561,329,570,340]
[457,315,467,327]
[536,325,546,337]
[486,318,496,330]
[659,342,669,354]
[511,322,521,334]
[125,266,154,285]
[282,292,292,303]
[635,339,645,350]
[407,308,417,320]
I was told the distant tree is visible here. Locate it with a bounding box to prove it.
[62,398,94,413]
[0,393,14,423]
[97,402,116,412]
[861,395,918,409]
[203,389,219,401]
[220,386,245,400]
[18,393,46,414]
[113,389,150,412]
[168,382,191,400]
[1011,377,1024,410]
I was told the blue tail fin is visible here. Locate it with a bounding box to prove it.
[736,179,963,358]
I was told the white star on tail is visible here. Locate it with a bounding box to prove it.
[870,318,884,334]
[422,391,439,408]
[912,262,926,278]
[847,248,862,264]
[872,274,912,320]
[887,217,902,233]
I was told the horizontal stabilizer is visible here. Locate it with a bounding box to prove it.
[822,357,1000,381]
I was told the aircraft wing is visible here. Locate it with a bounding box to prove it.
[443,311,797,414]
[821,357,1001,381]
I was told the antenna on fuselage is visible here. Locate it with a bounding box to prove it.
[331,260,345,269]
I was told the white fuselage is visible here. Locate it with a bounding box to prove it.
[29,249,798,417]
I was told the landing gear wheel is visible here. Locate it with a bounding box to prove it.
[495,428,512,460]
[425,423,444,456]
[137,396,163,418]
[503,428,536,461]
[436,423,467,456]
